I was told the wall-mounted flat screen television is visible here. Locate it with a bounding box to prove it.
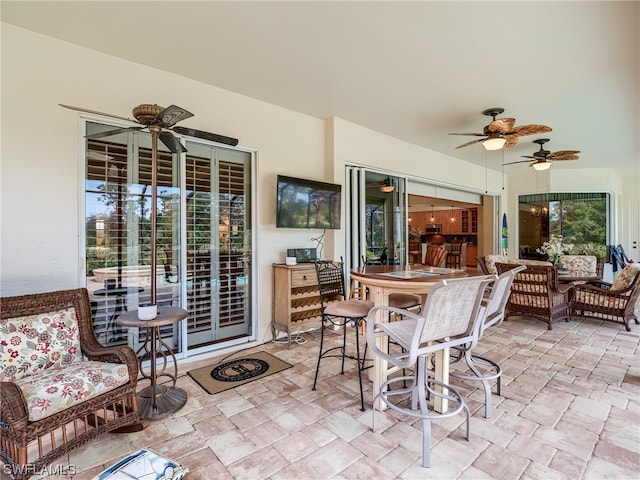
[276,175,342,229]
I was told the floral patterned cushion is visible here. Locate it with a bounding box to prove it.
[13,360,130,421]
[575,290,626,309]
[0,307,83,382]
[558,255,597,273]
[611,264,640,291]
[485,255,507,274]
[508,259,553,267]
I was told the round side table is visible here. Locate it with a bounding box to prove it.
[117,307,188,420]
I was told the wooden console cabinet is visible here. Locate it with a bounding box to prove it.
[272,263,323,348]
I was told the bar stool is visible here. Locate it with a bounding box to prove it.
[447,240,463,268]
[365,275,494,467]
[312,258,374,411]
[448,265,524,418]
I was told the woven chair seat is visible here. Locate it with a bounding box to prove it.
[571,267,640,331]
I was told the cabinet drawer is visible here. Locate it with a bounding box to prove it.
[291,268,317,287]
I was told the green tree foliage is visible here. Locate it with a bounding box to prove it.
[551,199,607,257]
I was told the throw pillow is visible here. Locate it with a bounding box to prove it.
[611,263,640,291]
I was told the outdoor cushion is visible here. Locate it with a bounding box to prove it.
[558,255,597,272]
[324,299,374,317]
[485,255,507,274]
[574,290,626,310]
[611,263,640,291]
[13,360,130,421]
[0,307,83,382]
[508,259,553,267]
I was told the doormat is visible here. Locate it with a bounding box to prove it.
[187,351,293,395]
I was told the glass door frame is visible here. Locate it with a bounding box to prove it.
[78,114,258,361]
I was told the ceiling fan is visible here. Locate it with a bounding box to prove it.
[503,138,580,171]
[449,107,552,150]
[59,103,239,151]
[61,102,237,311]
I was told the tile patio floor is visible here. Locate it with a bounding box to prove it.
[3,313,640,479]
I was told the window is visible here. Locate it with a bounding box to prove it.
[518,193,608,259]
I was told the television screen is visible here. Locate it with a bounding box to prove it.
[276,175,342,229]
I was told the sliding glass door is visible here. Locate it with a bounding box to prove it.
[345,166,407,269]
[184,141,252,349]
[84,121,254,356]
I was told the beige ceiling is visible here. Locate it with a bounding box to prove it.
[3,1,638,175]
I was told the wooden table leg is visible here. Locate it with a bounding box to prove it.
[432,346,449,413]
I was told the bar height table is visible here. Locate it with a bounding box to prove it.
[350,265,474,413]
[117,307,188,420]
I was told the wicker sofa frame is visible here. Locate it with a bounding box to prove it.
[571,273,640,331]
[0,288,139,480]
[495,263,574,330]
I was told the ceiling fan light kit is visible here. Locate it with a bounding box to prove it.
[482,137,506,150]
[381,176,395,192]
[532,161,552,171]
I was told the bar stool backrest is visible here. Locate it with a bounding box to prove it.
[315,259,347,307]
[418,276,493,346]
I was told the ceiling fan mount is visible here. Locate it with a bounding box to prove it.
[481,107,505,118]
[132,104,166,125]
[531,138,551,157]
[532,138,550,146]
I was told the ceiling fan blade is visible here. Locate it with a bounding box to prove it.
[548,150,580,158]
[86,126,142,139]
[448,132,486,136]
[172,126,239,146]
[454,137,487,149]
[503,135,519,148]
[156,105,194,127]
[550,155,580,161]
[159,131,188,153]
[487,118,515,133]
[502,159,532,166]
[60,104,135,123]
[510,124,552,137]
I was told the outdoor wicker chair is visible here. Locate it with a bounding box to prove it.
[571,264,640,331]
[0,288,139,480]
[495,263,574,330]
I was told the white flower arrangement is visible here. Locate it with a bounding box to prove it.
[536,235,573,264]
